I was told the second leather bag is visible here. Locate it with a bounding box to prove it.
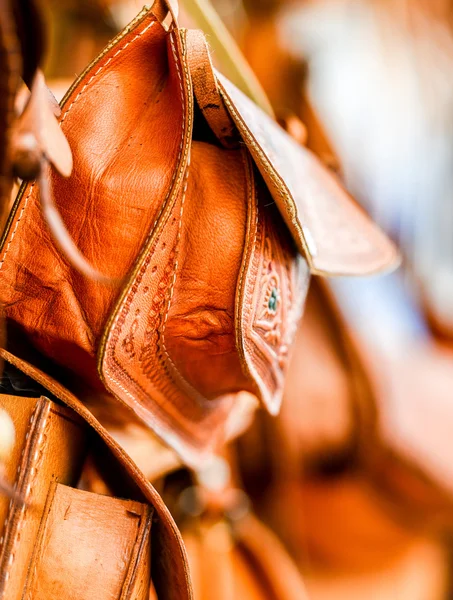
[0,1,398,465]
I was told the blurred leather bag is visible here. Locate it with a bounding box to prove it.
[0,1,397,465]
[0,348,191,600]
[182,511,309,600]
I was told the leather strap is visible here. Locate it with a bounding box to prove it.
[182,0,274,116]
[151,0,179,31]
[184,29,237,148]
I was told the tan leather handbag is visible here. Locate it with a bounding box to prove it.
[236,280,453,600]
[0,1,397,467]
[0,348,191,600]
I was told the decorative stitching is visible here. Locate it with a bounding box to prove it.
[105,30,206,442]
[0,183,36,272]
[0,408,35,550]
[235,151,258,364]
[220,82,396,275]
[0,20,156,274]
[219,88,297,219]
[160,178,188,335]
[105,28,188,344]
[0,402,50,591]
[60,21,155,125]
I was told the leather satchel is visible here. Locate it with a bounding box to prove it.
[0,348,191,600]
[0,1,398,465]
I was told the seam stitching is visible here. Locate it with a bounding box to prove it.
[0,20,156,273]
[1,403,50,587]
[0,408,35,550]
[106,31,205,444]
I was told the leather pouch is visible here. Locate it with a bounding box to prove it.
[0,394,86,598]
[182,513,308,600]
[0,2,398,465]
[23,483,152,600]
[0,349,192,600]
[0,394,152,600]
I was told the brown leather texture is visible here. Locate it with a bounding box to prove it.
[182,514,308,600]
[0,5,398,464]
[0,349,193,600]
[0,394,86,599]
[0,8,311,464]
[23,483,152,600]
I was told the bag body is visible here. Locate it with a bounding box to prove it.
[0,3,397,465]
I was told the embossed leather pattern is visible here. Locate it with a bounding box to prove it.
[0,5,395,464]
[217,73,400,277]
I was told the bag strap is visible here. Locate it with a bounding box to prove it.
[150,0,179,31]
[184,28,237,148]
[182,0,274,116]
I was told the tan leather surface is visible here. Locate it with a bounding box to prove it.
[182,514,308,600]
[0,349,193,600]
[0,8,308,463]
[0,395,87,599]
[217,73,400,277]
[102,138,308,461]
[0,9,184,388]
[23,482,152,600]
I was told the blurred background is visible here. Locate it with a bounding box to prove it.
[36,0,453,598]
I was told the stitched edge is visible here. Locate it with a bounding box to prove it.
[235,151,259,371]
[218,79,398,275]
[98,27,190,359]
[159,159,208,403]
[0,20,156,274]
[0,407,36,550]
[218,84,301,226]
[104,31,214,449]
[0,400,51,593]
[104,28,188,350]
[21,479,59,598]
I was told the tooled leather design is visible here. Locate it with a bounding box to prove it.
[121,245,176,365]
[102,174,238,462]
[254,238,286,350]
[0,12,188,392]
[216,73,399,277]
[100,27,243,462]
[238,179,310,415]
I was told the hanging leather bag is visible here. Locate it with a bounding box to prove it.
[0,1,398,465]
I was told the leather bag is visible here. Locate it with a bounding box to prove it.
[0,348,191,600]
[0,1,398,466]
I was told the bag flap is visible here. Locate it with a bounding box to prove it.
[216,73,400,277]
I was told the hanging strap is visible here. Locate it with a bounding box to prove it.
[184,28,237,148]
[182,0,274,116]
